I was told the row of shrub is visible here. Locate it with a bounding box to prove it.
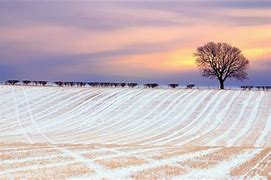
[5,80,47,86]
[241,86,271,90]
[5,80,271,90]
[54,81,138,88]
[4,80,196,89]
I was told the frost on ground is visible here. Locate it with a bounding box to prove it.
[0,85,270,179]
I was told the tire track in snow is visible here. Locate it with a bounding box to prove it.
[40,88,131,143]
[25,88,106,132]
[0,88,73,134]
[53,88,140,137]
[99,147,220,179]
[20,87,110,177]
[28,88,118,135]
[11,87,33,144]
[177,148,262,179]
[59,89,145,143]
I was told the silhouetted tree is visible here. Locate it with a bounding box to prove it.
[195,42,249,89]
[168,84,179,88]
[187,84,195,89]
[145,83,159,88]
[22,80,31,85]
[40,81,47,86]
[32,81,39,86]
[88,82,99,87]
[120,83,126,87]
[127,83,137,88]
[6,80,19,85]
[54,81,63,86]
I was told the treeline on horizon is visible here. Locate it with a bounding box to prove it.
[2,79,271,90]
[3,80,194,89]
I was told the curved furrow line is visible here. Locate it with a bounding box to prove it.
[110,89,183,144]
[31,88,130,143]
[64,89,168,144]
[144,90,214,145]
[39,88,128,136]
[0,88,69,130]
[255,114,271,147]
[49,88,140,134]
[53,89,146,143]
[25,88,117,133]
[123,90,204,145]
[223,91,260,146]
[30,87,102,118]
[202,91,248,146]
[179,90,240,146]
[0,87,47,116]
[27,87,85,116]
[89,89,172,144]
[155,90,222,145]
[164,90,227,146]
[73,89,150,136]
[241,92,271,147]
[82,89,167,143]
[28,88,104,124]
[229,91,265,147]
[44,90,142,143]
[127,89,198,145]
[78,89,144,128]
[0,86,81,126]
[0,88,87,134]
[183,90,241,146]
[206,91,255,146]
[20,88,111,176]
[0,87,77,135]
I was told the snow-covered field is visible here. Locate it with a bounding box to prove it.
[0,85,270,179]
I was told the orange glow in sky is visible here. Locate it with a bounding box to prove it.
[0,1,270,85]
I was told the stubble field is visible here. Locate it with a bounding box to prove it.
[0,85,270,179]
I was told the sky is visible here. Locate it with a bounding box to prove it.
[0,0,270,87]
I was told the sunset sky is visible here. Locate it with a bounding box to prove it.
[0,0,270,86]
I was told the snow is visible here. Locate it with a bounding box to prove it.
[0,85,270,179]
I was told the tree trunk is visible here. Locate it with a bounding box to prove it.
[219,79,224,89]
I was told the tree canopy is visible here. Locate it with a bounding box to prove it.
[195,42,249,89]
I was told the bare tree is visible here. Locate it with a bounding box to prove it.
[194,42,249,89]
[40,81,47,86]
[22,80,31,85]
[54,81,63,87]
[5,80,19,85]
[127,83,137,88]
[144,83,159,88]
[168,84,179,88]
[186,84,195,89]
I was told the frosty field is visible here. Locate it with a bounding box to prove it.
[0,85,270,179]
